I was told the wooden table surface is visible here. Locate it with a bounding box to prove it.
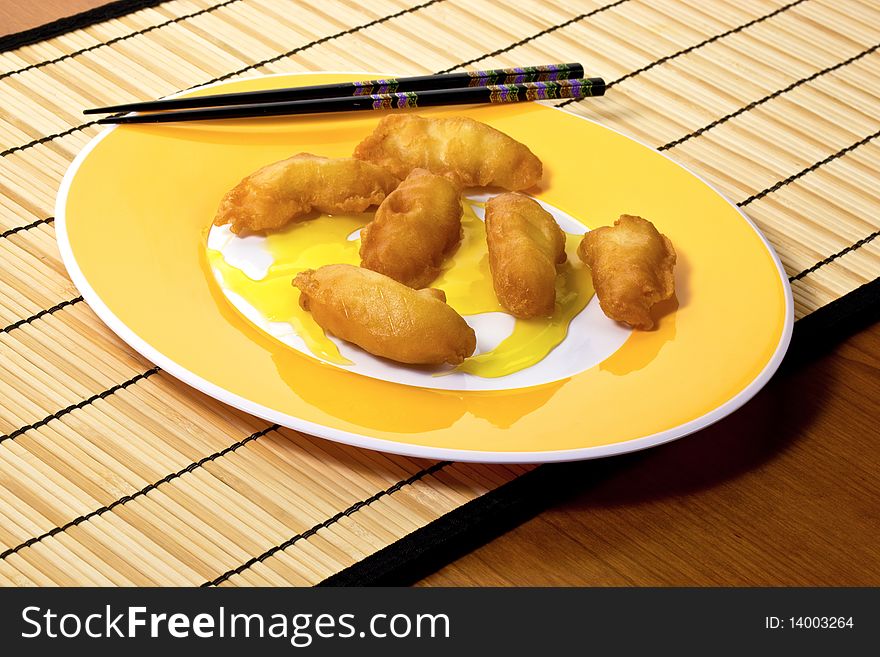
[2,0,878,587]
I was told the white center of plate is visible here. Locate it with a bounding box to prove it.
[207,195,631,391]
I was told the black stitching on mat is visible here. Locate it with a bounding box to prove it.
[0,217,54,239]
[0,0,445,159]
[609,0,807,88]
[0,423,279,560]
[434,0,630,74]
[660,43,880,151]
[0,0,241,82]
[201,461,451,587]
[0,367,160,445]
[557,0,808,107]
[0,122,101,158]
[0,296,83,334]
[789,231,880,282]
[185,0,444,86]
[738,128,880,206]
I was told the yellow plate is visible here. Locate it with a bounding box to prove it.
[57,73,793,463]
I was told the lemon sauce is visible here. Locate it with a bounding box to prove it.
[208,200,594,378]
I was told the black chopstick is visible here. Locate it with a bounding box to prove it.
[83,63,585,114]
[96,77,605,124]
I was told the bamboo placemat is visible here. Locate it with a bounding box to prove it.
[0,0,877,586]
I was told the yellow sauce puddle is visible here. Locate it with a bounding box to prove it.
[207,212,367,365]
[208,200,594,378]
[435,203,594,377]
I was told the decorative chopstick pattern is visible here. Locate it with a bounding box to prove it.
[97,76,605,124]
[84,63,585,114]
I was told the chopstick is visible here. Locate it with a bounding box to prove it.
[95,77,605,124]
[83,63,585,114]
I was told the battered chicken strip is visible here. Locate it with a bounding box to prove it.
[353,115,542,191]
[577,214,676,330]
[360,168,462,289]
[214,153,399,234]
[293,264,476,365]
[485,193,566,319]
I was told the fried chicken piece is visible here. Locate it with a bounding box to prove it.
[577,214,676,330]
[292,264,476,365]
[353,115,542,191]
[214,153,399,234]
[359,168,462,288]
[485,193,566,319]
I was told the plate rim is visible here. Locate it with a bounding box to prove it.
[55,71,794,464]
